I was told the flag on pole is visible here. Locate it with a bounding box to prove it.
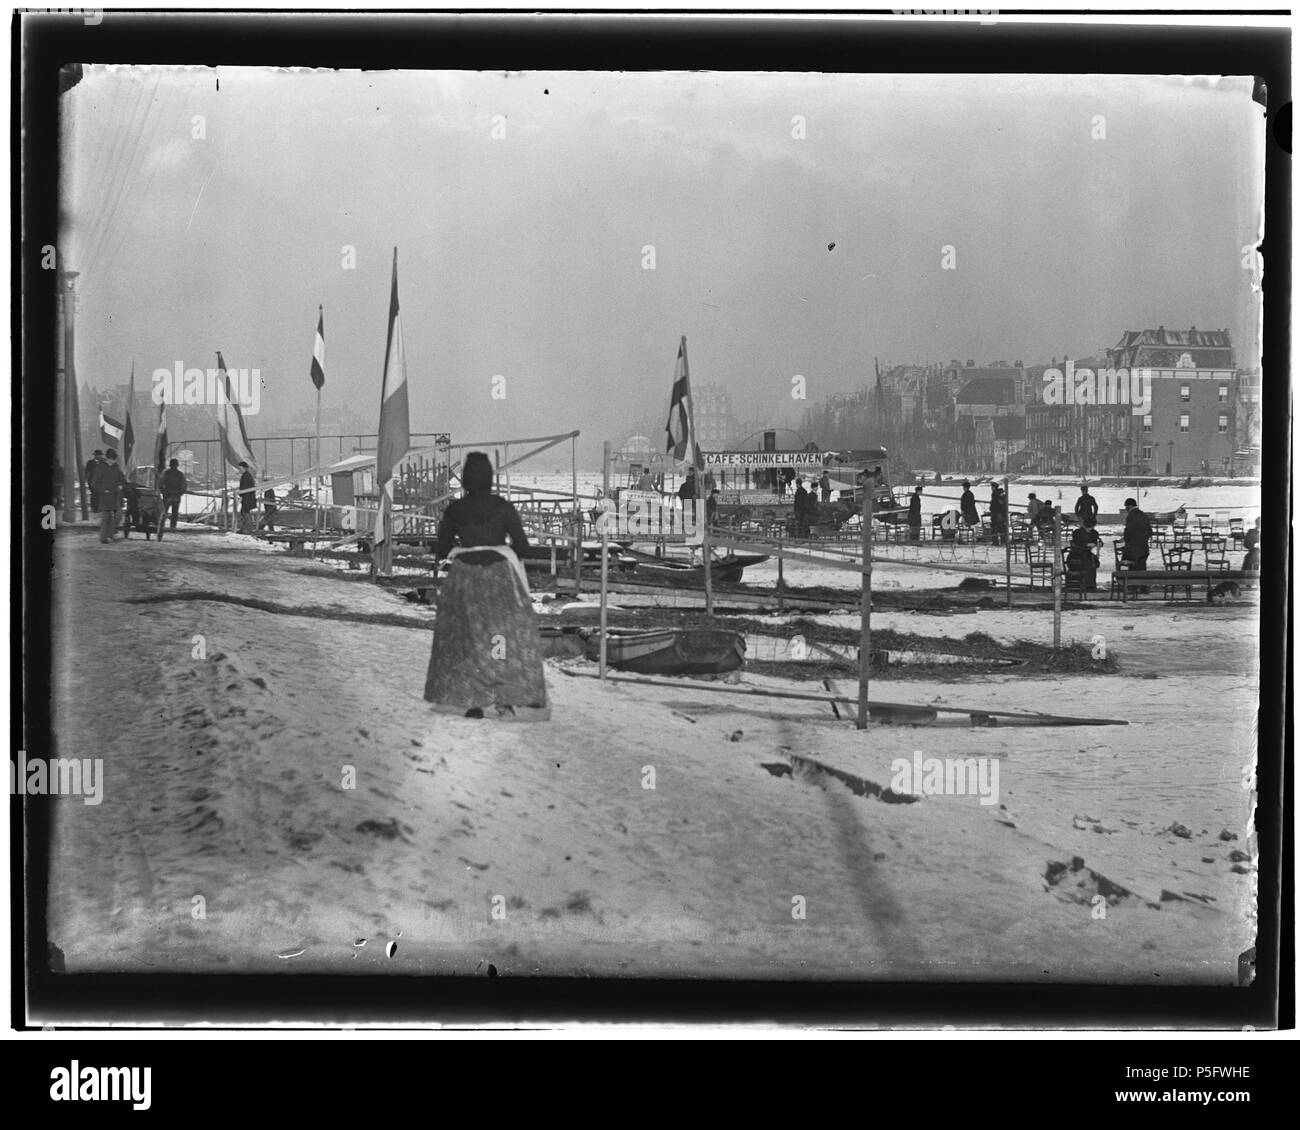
[99,409,124,449]
[154,399,168,472]
[123,362,137,471]
[664,335,703,471]
[374,249,410,550]
[216,351,257,471]
[310,307,326,390]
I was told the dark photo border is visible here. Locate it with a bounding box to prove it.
[14,9,1292,1032]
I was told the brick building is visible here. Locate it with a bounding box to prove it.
[1106,327,1237,475]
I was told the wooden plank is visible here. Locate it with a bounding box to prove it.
[559,668,1128,724]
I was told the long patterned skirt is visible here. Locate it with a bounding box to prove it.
[424,556,551,720]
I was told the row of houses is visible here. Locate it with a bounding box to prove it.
[879,327,1259,476]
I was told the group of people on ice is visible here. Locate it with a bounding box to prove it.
[82,448,188,544]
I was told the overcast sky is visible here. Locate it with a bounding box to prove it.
[62,68,1264,461]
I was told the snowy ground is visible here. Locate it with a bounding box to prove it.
[46,521,1257,982]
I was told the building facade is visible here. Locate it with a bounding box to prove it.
[692,383,738,451]
[1106,328,1237,475]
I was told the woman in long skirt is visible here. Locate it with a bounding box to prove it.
[424,451,550,721]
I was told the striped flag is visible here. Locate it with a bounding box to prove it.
[664,335,703,471]
[216,351,257,472]
[123,362,137,471]
[154,399,168,472]
[310,307,325,390]
[98,409,124,449]
[374,249,410,551]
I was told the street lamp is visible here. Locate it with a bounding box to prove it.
[1166,440,1174,477]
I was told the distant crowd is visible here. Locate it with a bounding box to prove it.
[58,451,283,544]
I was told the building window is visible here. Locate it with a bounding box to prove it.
[1218,385,1228,402]
[1180,385,1190,401]
[1142,445,1153,461]
[1218,415,1228,434]
[1142,415,1152,432]
[1179,414,1190,433]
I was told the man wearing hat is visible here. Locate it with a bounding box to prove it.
[85,449,106,514]
[237,461,257,533]
[90,449,127,543]
[1122,497,1153,592]
[160,458,187,532]
[907,485,923,542]
[1074,484,1099,529]
[959,480,979,527]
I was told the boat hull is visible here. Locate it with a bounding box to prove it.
[585,628,746,675]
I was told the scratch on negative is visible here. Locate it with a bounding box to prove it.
[186,166,218,234]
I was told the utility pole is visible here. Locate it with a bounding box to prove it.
[61,270,86,522]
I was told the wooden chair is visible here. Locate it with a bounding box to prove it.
[1027,541,1054,590]
[1110,540,1132,600]
[1159,543,1196,601]
[1063,550,1095,599]
[1204,534,1229,572]
[1228,517,1245,549]
[1008,514,1032,562]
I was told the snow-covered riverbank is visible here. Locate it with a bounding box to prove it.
[46,523,1257,982]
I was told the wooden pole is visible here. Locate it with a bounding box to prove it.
[777,524,785,614]
[558,668,1129,725]
[856,490,873,730]
[571,435,581,595]
[600,440,610,679]
[61,271,85,522]
[701,493,713,616]
[1052,508,1063,650]
[1004,475,1012,608]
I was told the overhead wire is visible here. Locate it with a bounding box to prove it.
[72,74,148,272]
[93,78,184,285]
[80,72,162,280]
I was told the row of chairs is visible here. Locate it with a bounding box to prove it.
[1029,536,1236,600]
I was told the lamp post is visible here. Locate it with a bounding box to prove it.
[1166,440,1174,476]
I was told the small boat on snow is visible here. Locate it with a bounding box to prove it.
[626,549,768,586]
[583,628,746,675]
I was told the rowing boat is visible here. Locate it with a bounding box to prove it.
[624,549,768,585]
[583,628,746,675]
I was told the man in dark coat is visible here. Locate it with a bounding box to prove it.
[1074,484,1099,528]
[959,480,979,527]
[1122,498,1152,591]
[907,485,923,542]
[819,469,832,503]
[122,478,141,538]
[793,478,811,537]
[85,449,105,513]
[90,449,127,543]
[988,484,1006,545]
[238,461,257,533]
[1243,518,1261,571]
[259,487,278,533]
[160,458,187,531]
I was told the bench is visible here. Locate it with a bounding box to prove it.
[1113,569,1259,602]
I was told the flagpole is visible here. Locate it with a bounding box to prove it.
[599,440,610,679]
[856,488,873,730]
[220,352,231,532]
[315,383,322,534]
[315,303,323,533]
[681,335,713,617]
[124,360,135,474]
